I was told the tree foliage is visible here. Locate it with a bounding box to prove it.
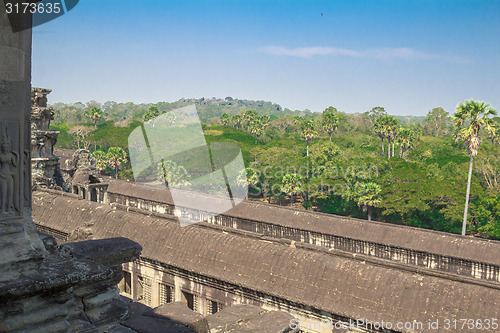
[143,106,160,122]
[300,119,317,156]
[84,106,103,124]
[281,173,304,207]
[321,108,340,140]
[453,99,498,235]
[106,147,127,179]
[424,107,450,137]
[53,98,500,240]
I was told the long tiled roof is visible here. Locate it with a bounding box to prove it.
[32,190,500,332]
[105,178,500,267]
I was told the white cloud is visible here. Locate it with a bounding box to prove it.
[260,46,361,58]
[259,45,468,62]
[367,47,436,60]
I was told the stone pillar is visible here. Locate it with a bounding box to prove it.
[1,7,143,332]
[131,261,139,302]
[0,1,46,274]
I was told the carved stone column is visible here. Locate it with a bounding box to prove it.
[0,1,46,276]
[1,6,142,332]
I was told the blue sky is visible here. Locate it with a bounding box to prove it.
[32,0,500,116]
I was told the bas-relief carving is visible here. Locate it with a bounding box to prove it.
[24,149,30,202]
[0,124,20,215]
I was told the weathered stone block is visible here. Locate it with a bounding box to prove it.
[205,304,298,333]
[105,324,138,333]
[38,232,58,253]
[83,287,118,310]
[122,314,196,333]
[143,302,209,333]
[60,237,142,268]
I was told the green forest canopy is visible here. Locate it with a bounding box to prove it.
[50,99,500,240]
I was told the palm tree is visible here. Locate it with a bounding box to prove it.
[220,113,230,126]
[321,110,339,141]
[249,118,264,144]
[384,116,399,158]
[453,100,498,235]
[373,116,387,156]
[300,119,317,156]
[260,115,270,130]
[231,114,242,129]
[106,147,127,179]
[237,167,261,197]
[397,126,419,158]
[281,173,304,207]
[357,182,382,221]
[158,160,191,187]
[143,106,160,122]
[84,107,103,124]
[242,110,257,131]
[91,150,107,172]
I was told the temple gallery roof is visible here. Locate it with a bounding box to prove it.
[103,177,500,267]
[32,190,500,332]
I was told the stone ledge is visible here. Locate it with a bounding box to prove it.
[60,237,142,267]
[0,256,113,302]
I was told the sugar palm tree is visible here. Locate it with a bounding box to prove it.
[249,118,264,144]
[91,150,107,172]
[84,107,103,124]
[384,116,399,158]
[281,173,304,207]
[220,113,230,126]
[397,126,419,158]
[237,167,260,197]
[300,119,317,156]
[143,106,160,122]
[260,115,270,129]
[453,100,498,235]
[374,116,387,156]
[231,114,241,129]
[106,147,127,179]
[321,108,339,140]
[357,182,381,221]
[242,110,257,131]
[157,160,191,187]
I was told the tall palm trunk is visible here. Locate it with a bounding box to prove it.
[381,138,384,156]
[306,142,309,156]
[462,155,474,236]
[367,205,372,221]
[388,140,391,159]
[392,142,395,157]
